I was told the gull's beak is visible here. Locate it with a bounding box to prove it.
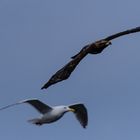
[68,108,75,112]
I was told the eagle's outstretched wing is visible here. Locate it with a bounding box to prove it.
[41,52,87,90]
[72,26,140,59]
[105,26,140,41]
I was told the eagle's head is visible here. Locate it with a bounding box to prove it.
[95,40,112,47]
[87,39,112,54]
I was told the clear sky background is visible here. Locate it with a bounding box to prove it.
[0,0,140,140]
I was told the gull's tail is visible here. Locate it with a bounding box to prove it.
[28,118,42,126]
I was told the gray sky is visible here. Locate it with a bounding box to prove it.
[0,0,140,140]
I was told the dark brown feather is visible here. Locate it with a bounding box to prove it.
[41,52,87,90]
[41,26,140,90]
[105,26,140,41]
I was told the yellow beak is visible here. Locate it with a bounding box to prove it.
[69,108,75,112]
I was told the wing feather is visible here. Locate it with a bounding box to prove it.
[105,26,140,41]
[22,99,52,114]
[0,99,52,115]
[69,104,88,128]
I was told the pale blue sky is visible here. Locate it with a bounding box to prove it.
[0,0,140,140]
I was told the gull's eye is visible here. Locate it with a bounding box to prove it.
[64,107,67,109]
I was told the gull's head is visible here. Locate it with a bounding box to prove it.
[62,106,75,112]
[54,106,75,114]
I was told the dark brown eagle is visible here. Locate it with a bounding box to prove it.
[41,26,140,90]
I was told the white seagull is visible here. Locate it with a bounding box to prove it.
[0,99,88,128]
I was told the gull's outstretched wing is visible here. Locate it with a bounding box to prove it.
[0,99,52,114]
[105,26,140,41]
[21,99,52,114]
[69,104,88,128]
[0,102,21,111]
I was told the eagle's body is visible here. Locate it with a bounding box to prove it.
[71,40,111,59]
[41,26,140,90]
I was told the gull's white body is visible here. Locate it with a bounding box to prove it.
[30,106,70,125]
[0,99,88,128]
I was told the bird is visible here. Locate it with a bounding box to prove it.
[71,26,140,59]
[0,99,88,128]
[41,26,140,90]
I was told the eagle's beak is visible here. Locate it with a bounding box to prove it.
[69,108,75,112]
[108,41,112,45]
